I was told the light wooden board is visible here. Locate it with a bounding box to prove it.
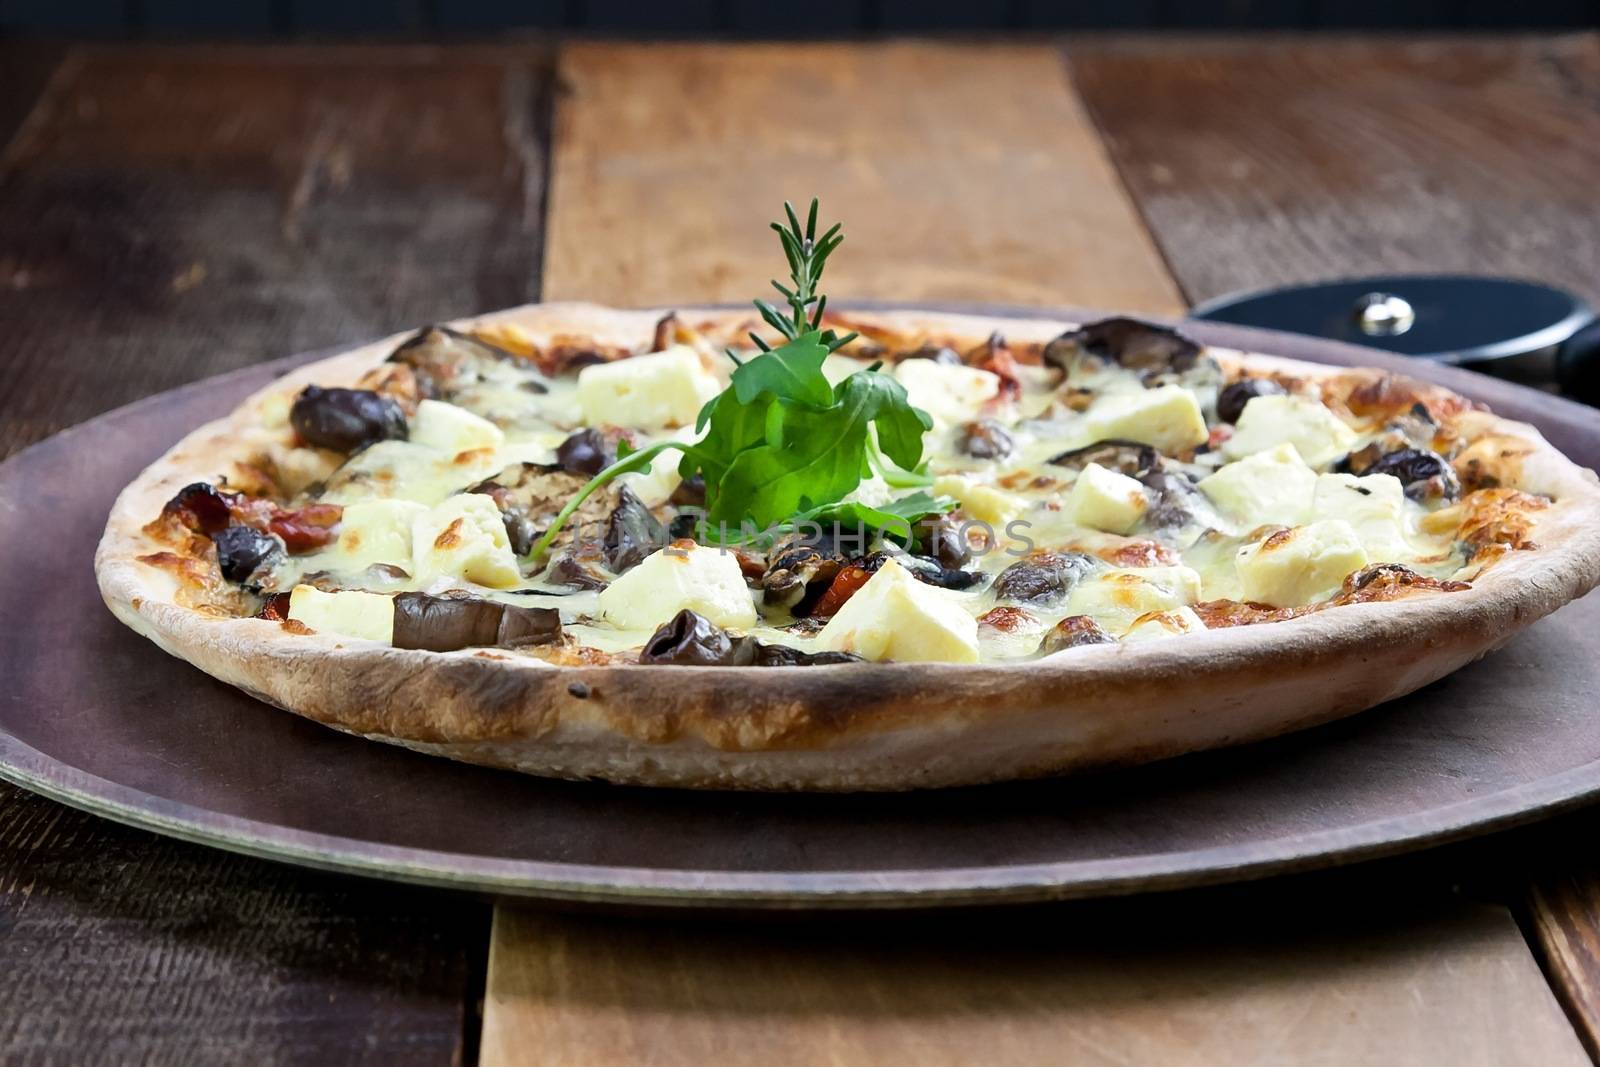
[486,38,1586,1067]
[483,902,1587,1067]
[542,41,1183,313]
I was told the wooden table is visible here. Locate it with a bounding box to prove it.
[3,33,1600,1065]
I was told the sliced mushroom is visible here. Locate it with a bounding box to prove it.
[1047,439,1161,477]
[760,535,847,614]
[957,418,1015,460]
[1043,317,1204,377]
[546,555,609,590]
[391,591,562,652]
[1138,469,1208,531]
[388,325,547,400]
[1360,447,1461,502]
[991,552,1098,606]
[1038,615,1115,654]
[898,343,963,365]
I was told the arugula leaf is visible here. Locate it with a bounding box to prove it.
[526,200,933,563]
[791,491,957,544]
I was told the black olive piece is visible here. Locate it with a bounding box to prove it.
[670,473,706,508]
[1216,377,1285,425]
[639,610,757,666]
[899,343,963,365]
[289,386,408,453]
[502,511,538,557]
[667,512,702,541]
[918,513,971,570]
[603,485,668,573]
[162,482,234,535]
[1047,439,1161,477]
[547,555,609,591]
[992,552,1098,606]
[1139,469,1204,530]
[1364,448,1461,502]
[555,428,616,477]
[639,610,864,667]
[211,525,283,585]
[760,540,847,614]
[1043,317,1203,377]
[957,419,1015,460]
[1038,615,1115,655]
[391,592,561,652]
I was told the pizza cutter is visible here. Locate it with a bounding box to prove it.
[1189,275,1600,406]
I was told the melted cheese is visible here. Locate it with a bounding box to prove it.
[261,326,1468,660]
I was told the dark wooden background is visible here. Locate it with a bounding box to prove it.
[1,0,1598,35]
[5,30,1600,1066]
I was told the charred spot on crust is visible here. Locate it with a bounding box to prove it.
[289,386,408,453]
[391,592,562,652]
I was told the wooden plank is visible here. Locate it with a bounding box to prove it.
[0,42,558,1062]
[0,40,67,154]
[542,42,1184,314]
[483,897,1588,1067]
[0,786,488,1065]
[0,42,552,460]
[1526,869,1600,1062]
[1066,34,1600,307]
[494,37,1584,1067]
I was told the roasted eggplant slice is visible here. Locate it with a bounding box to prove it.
[638,610,862,666]
[1047,439,1161,477]
[391,592,561,652]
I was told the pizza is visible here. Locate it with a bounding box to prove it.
[96,207,1600,790]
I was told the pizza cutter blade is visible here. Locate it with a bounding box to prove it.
[1189,274,1600,405]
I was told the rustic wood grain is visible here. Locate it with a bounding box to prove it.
[1527,870,1600,1063]
[542,41,1184,313]
[0,786,487,1065]
[486,37,1589,1067]
[0,42,553,460]
[1067,34,1600,308]
[483,895,1589,1067]
[0,43,557,1062]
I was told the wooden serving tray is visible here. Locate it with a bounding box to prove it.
[2,310,1598,910]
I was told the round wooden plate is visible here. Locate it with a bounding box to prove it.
[3,309,1599,910]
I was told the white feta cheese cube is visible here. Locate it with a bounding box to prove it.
[1063,565,1203,635]
[577,346,722,431]
[1064,462,1148,535]
[1083,384,1209,455]
[411,494,523,589]
[893,359,1001,427]
[287,584,394,644]
[1121,606,1206,643]
[597,543,757,630]
[408,399,506,454]
[332,499,429,571]
[817,559,979,663]
[1311,472,1413,561]
[932,474,1026,528]
[1235,519,1368,608]
[1197,443,1318,530]
[1222,394,1357,468]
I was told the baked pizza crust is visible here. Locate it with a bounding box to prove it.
[95,304,1600,790]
